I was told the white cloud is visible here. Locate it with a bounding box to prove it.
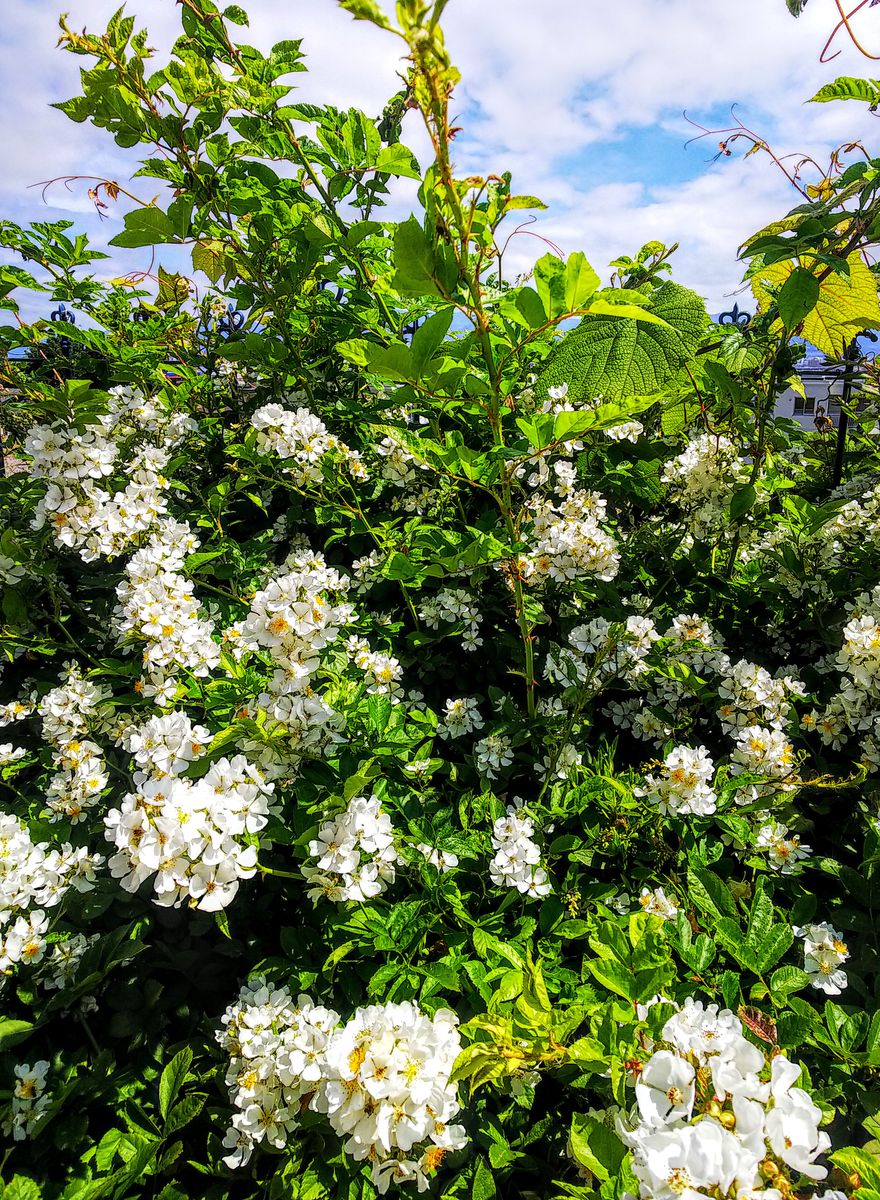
[1,0,877,318]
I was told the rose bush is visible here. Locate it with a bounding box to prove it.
[2,2,880,1198]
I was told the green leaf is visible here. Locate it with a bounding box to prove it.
[410,308,454,377]
[159,1047,193,1121]
[472,1157,496,1200]
[337,337,416,382]
[3,1179,42,1200]
[586,958,638,1002]
[506,194,547,211]
[729,483,757,521]
[687,866,737,920]
[163,1093,206,1136]
[338,0,394,27]
[770,965,810,998]
[191,241,226,285]
[392,216,457,298]
[564,252,601,312]
[533,253,565,320]
[375,144,421,179]
[810,76,880,106]
[569,1114,627,1182]
[108,207,176,249]
[754,925,793,973]
[0,1018,35,1050]
[223,5,249,24]
[831,1148,880,1190]
[777,266,820,329]
[537,280,708,403]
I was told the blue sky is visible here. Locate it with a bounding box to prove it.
[1,0,879,320]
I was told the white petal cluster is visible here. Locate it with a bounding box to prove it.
[238,553,352,751]
[103,754,274,911]
[473,732,514,780]
[251,402,366,484]
[418,588,483,652]
[636,746,716,817]
[520,487,619,585]
[730,725,797,802]
[2,1060,50,1142]
[318,1000,467,1192]
[620,998,832,1200]
[437,697,483,739]
[414,843,459,872]
[489,805,551,898]
[123,709,211,775]
[218,979,466,1192]
[755,819,811,874]
[549,615,660,689]
[374,435,426,487]
[661,433,750,537]
[638,887,679,920]
[0,812,102,973]
[217,979,340,1167]
[36,661,111,824]
[349,642,405,702]
[794,921,850,994]
[27,386,194,561]
[303,794,400,903]
[839,603,880,695]
[114,521,221,689]
[717,659,803,734]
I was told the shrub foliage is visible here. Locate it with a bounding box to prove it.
[2,2,880,1198]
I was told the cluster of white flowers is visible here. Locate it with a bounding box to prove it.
[2,1061,50,1142]
[473,732,514,779]
[638,887,679,921]
[302,794,400,903]
[418,588,483,652]
[123,709,211,775]
[754,819,811,874]
[437,697,483,740]
[36,661,111,824]
[0,812,102,974]
[218,979,466,1192]
[27,386,195,561]
[661,433,750,537]
[519,486,619,586]
[0,552,26,585]
[115,521,221,693]
[104,751,274,911]
[730,725,797,802]
[237,553,352,753]
[347,638,405,702]
[619,998,834,1199]
[39,931,101,996]
[794,921,850,994]
[351,548,384,593]
[549,615,660,690]
[605,613,727,746]
[251,402,366,485]
[717,660,804,735]
[374,434,426,487]
[489,805,551,898]
[636,746,717,817]
[414,843,459,872]
[535,740,583,782]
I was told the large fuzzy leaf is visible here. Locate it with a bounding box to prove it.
[751,252,880,359]
[536,281,709,403]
